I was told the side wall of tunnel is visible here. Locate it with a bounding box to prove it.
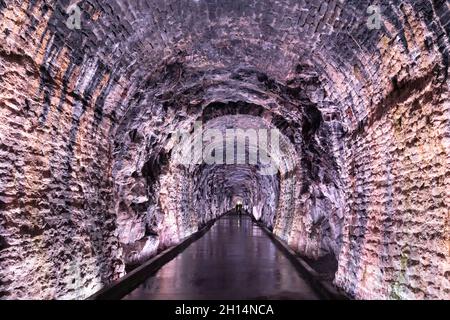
[321,5,450,299]
[335,60,450,300]
[0,0,448,300]
[0,3,126,299]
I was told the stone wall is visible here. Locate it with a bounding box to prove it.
[335,69,450,300]
[325,1,450,299]
[0,0,448,300]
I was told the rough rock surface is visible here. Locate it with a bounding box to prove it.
[0,0,448,300]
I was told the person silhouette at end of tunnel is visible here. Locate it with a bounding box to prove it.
[235,202,243,215]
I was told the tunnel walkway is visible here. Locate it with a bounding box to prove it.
[123,215,320,300]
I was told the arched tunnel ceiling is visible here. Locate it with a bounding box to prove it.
[21,0,449,127]
[0,0,448,300]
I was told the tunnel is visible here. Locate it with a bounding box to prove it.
[0,0,449,301]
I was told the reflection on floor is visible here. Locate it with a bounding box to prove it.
[123,215,320,300]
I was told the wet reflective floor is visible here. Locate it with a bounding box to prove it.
[123,215,320,300]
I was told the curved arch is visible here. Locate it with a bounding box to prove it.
[0,0,448,300]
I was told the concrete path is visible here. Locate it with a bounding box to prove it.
[123,215,320,300]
